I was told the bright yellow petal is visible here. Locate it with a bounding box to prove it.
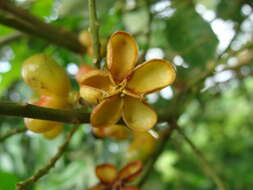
[118,161,143,183]
[122,96,157,132]
[96,164,117,185]
[91,95,123,128]
[107,31,138,83]
[75,64,96,84]
[126,59,176,94]
[78,70,114,91]
[80,85,106,104]
[92,124,130,140]
[43,125,63,139]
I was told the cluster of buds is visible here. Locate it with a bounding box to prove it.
[22,54,77,139]
[90,161,143,190]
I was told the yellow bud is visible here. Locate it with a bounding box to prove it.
[22,54,71,96]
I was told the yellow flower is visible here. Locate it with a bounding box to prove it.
[89,161,142,190]
[79,31,176,132]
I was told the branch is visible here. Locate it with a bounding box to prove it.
[0,32,24,47]
[0,1,85,53]
[16,125,80,190]
[0,101,89,124]
[0,127,27,142]
[88,0,101,68]
[176,127,227,190]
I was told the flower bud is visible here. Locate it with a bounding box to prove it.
[22,54,71,96]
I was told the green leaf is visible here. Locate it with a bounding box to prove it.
[166,2,218,67]
[30,0,53,18]
[0,39,39,96]
[217,0,245,22]
[0,170,19,190]
[0,26,15,36]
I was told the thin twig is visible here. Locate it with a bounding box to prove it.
[88,0,101,68]
[0,127,27,142]
[0,1,85,53]
[0,101,89,124]
[0,32,24,47]
[15,125,80,190]
[176,127,227,190]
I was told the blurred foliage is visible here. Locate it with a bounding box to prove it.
[1,0,253,190]
[166,1,218,68]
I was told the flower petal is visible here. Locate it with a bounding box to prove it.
[107,31,138,83]
[91,95,123,128]
[78,70,114,91]
[118,161,143,183]
[75,64,96,84]
[80,85,106,104]
[122,186,139,190]
[43,125,63,139]
[96,164,117,185]
[122,96,157,132]
[126,59,176,94]
[92,124,130,140]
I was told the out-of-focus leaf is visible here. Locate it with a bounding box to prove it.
[217,0,245,22]
[58,0,115,17]
[0,26,15,36]
[0,61,21,95]
[0,170,19,190]
[100,9,124,37]
[123,9,148,34]
[0,39,38,96]
[30,0,53,18]
[166,2,218,67]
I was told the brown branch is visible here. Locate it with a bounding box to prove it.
[0,101,89,124]
[0,1,85,53]
[0,127,27,142]
[176,127,227,190]
[15,125,80,190]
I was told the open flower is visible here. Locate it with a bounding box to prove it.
[79,31,176,132]
[89,161,142,190]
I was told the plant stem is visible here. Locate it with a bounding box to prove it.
[176,127,227,190]
[15,125,80,190]
[0,1,85,53]
[0,101,89,124]
[0,32,24,47]
[88,0,101,68]
[0,127,27,142]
